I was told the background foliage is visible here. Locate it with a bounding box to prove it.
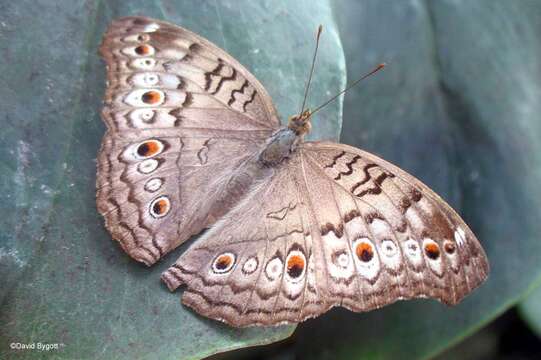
[2,0,541,359]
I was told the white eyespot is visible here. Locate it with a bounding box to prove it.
[144,178,163,192]
[242,257,258,274]
[380,239,398,257]
[124,89,164,107]
[131,108,155,124]
[212,252,236,274]
[131,58,156,70]
[144,23,160,33]
[137,159,159,174]
[137,33,150,42]
[132,72,159,87]
[379,239,401,270]
[337,252,350,268]
[149,196,170,218]
[122,44,155,57]
[403,238,423,265]
[123,33,150,42]
[265,257,283,281]
[285,250,306,282]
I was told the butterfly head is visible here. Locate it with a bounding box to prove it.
[288,109,312,136]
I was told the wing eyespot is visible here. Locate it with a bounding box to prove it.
[212,252,236,274]
[149,196,170,218]
[130,58,156,70]
[137,34,150,42]
[265,257,283,281]
[123,45,155,57]
[242,256,258,274]
[142,90,163,105]
[137,158,159,174]
[444,240,456,254]
[135,44,153,56]
[135,139,164,158]
[285,251,306,281]
[352,238,380,280]
[130,108,156,125]
[380,239,398,257]
[144,178,163,192]
[423,240,441,260]
[355,241,374,262]
[332,250,350,269]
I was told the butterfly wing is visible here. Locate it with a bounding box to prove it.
[162,142,488,327]
[299,141,489,309]
[97,17,280,265]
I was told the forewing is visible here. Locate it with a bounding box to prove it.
[96,17,280,265]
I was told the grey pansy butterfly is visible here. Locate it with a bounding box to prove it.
[96,16,489,327]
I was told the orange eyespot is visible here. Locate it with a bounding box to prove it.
[136,140,162,158]
[135,44,151,55]
[212,253,236,273]
[149,196,170,218]
[141,90,162,104]
[444,241,456,254]
[356,242,374,262]
[424,242,440,260]
[216,255,232,269]
[287,254,305,278]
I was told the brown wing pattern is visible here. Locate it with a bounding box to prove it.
[301,142,489,308]
[161,142,488,327]
[161,153,330,326]
[96,17,280,265]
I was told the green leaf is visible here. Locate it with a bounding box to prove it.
[518,282,541,338]
[291,1,541,359]
[0,1,345,359]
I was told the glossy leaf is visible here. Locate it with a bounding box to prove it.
[0,0,345,359]
[519,283,541,338]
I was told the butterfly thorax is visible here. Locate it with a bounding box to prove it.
[258,110,312,167]
[288,109,312,136]
[258,128,298,167]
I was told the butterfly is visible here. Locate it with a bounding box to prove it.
[97,16,489,327]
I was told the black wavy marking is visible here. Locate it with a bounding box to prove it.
[355,173,397,197]
[196,139,213,165]
[324,151,346,169]
[204,61,224,91]
[350,163,379,195]
[242,88,257,112]
[334,155,362,180]
[266,203,297,220]
[207,61,238,95]
[228,80,249,106]
[320,222,344,238]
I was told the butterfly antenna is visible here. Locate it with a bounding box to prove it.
[299,25,323,115]
[311,63,386,116]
